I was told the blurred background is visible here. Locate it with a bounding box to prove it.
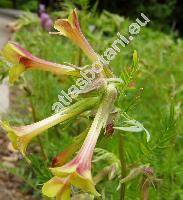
[1,0,183,35]
[0,0,182,200]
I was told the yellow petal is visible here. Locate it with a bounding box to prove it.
[71,171,100,196]
[50,166,100,196]
[50,165,76,177]
[56,183,71,200]
[2,41,25,63]
[0,121,32,156]
[9,64,25,84]
[42,177,69,198]
[0,121,19,149]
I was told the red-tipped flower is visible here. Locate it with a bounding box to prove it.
[53,9,98,62]
[1,42,79,83]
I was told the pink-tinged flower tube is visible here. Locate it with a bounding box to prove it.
[0,97,99,157]
[2,42,79,83]
[52,129,88,167]
[42,84,117,198]
[53,9,98,63]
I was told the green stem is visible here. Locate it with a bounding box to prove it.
[78,48,83,67]
[31,98,48,161]
[119,134,126,200]
[25,86,48,161]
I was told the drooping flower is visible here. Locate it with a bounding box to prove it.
[42,84,117,198]
[1,42,79,83]
[53,9,98,62]
[0,97,99,157]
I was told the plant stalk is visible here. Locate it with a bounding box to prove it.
[25,86,48,161]
[119,134,126,200]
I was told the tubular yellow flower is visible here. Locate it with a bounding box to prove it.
[53,9,98,62]
[2,42,79,83]
[0,97,99,157]
[42,84,117,198]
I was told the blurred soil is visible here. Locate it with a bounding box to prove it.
[0,129,34,200]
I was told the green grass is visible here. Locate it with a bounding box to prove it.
[2,9,183,199]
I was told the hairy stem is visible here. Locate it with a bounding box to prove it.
[140,177,150,200]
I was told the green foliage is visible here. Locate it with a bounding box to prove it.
[0,0,12,8]
[0,0,37,11]
[1,8,183,200]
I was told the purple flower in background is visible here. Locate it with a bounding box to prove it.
[39,4,52,31]
[40,12,52,31]
[39,4,46,15]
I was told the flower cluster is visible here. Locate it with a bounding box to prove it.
[0,9,126,199]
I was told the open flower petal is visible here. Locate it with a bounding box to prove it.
[2,42,79,83]
[54,9,98,62]
[71,171,97,195]
[0,121,33,157]
[50,166,99,196]
[42,176,71,200]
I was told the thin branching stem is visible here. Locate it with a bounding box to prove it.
[119,134,126,200]
[24,85,48,162]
